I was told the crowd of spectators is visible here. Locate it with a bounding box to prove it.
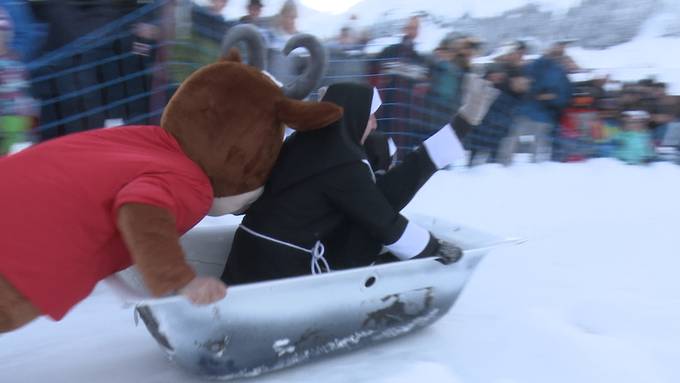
[1,0,679,165]
[322,14,680,166]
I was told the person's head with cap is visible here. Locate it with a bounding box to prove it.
[548,38,576,57]
[403,16,420,42]
[450,35,481,69]
[247,0,263,19]
[515,40,528,54]
[434,37,456,61]
[493,40,525,65]
[278,0,298,34]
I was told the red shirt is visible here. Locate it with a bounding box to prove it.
[0,126,213,320]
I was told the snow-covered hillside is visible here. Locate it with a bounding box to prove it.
[2,159,680,383]
[569,37,680,95]
[566,12,680,94]
[344,0,581,19]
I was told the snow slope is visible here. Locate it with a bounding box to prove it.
[569,37,680,94]
[341,0,581,22]
[568,13,680,94]
[2,159,680,383]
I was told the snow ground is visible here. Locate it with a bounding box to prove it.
[2,158,680,383]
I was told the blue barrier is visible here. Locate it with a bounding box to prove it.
[13,0,678,165]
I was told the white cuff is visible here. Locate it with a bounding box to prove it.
[423,124,465,169]
[386,221,431,260]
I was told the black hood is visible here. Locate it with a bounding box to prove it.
[267,82,374,194]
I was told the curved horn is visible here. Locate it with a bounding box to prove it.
[282,33,328,100]
[221,24,267,70]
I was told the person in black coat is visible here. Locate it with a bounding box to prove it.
[370,16,427,157]
[221,81,497,285]
[467,62,528,165]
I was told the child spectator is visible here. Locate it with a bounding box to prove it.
[0,7,34,155]
[557,78,599,162]
[592,96,622,157]
[614,111,655,165]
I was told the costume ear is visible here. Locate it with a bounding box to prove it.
[276,98,343,132]
[219,48,243,63]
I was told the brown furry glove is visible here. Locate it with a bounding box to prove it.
[116,203,197,297]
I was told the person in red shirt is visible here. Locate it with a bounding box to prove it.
[1,125,214,321]
[0,48,341,332]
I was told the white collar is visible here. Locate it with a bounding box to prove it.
[371,87,382,115]
[207,187,265,216]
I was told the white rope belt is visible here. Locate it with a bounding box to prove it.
[239,225,331,275]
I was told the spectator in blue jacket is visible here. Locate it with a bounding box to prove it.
[0,0,44,62]
[468,59,529,166]
[499,41,572,165]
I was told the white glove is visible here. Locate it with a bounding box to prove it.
[458,73,501,126]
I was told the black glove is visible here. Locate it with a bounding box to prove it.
[435,240,463,265]
[413,235,463,265]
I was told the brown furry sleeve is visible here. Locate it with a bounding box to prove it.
[117,203,196,297]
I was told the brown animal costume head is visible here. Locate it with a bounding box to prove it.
[161,25,342,215]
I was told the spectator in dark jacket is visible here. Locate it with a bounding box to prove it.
[426,37,463,130]
[0,0,44,62]
[29,1,159,138]
[371,16,427,157]
[468,60,528,165]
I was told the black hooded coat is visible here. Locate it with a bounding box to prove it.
[221,83,440,285]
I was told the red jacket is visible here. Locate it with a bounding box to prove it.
[0,126,212,320]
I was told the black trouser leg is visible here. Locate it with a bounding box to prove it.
[323,220,388,271]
